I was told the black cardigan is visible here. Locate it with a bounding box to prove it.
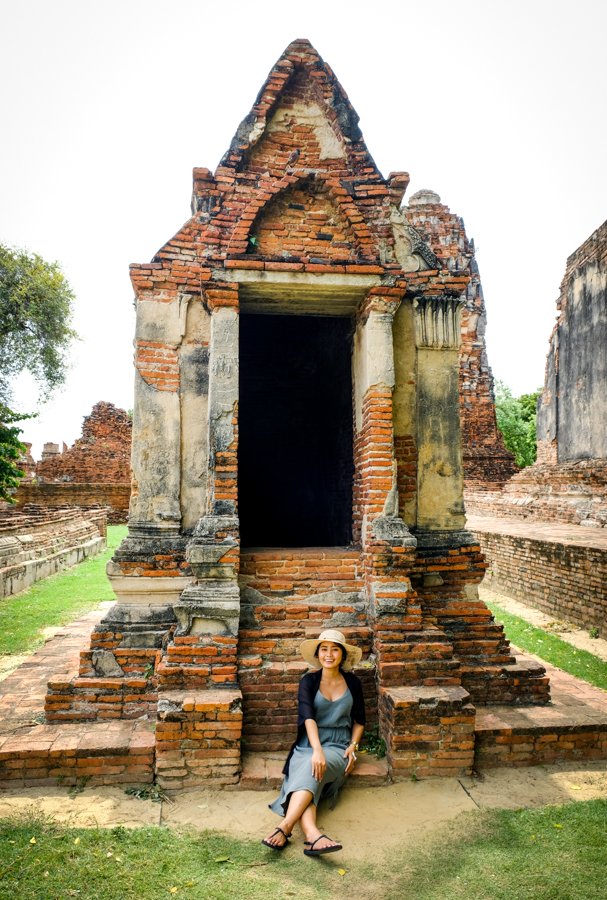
[282,669,366,776]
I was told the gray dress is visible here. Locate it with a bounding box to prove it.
[270,687,353,816]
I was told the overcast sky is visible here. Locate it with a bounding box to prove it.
[1,0,605,457]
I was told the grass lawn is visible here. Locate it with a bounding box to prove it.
[0,799,605,899]
[487,601,607,691]
[0,525,127,656]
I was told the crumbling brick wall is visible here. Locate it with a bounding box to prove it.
[36,402,131,483]
[404,190,517,490]
[537,219,607,464]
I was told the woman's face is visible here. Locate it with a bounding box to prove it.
[317,641,344,671]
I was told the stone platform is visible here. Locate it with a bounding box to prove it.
[1,603,606,788]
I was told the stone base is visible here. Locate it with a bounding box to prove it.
[155,688,243,789]
[380,685,476,778]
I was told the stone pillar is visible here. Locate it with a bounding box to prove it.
[414,296,466,533]
[353,296,417,637]
[165,293,241,690]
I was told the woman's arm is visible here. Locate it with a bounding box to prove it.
[304,718,327,781]
[343,721,365,775]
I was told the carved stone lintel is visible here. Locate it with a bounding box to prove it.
[175,580,240,637]
[371,515,417,548]
[413,297,465,349]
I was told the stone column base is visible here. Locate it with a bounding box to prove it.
[155,688,243,789]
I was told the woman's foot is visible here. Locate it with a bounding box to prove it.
[261,825,291,850]
[303,832,342,855]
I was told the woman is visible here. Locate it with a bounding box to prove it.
[262,628,366,856]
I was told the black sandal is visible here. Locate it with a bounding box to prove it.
[261,826,291,850]
[303,834,343,856]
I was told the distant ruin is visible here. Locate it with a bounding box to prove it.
[16,402,132,523]
[467,219,607,633]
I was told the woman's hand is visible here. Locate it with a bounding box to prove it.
[343,744,357,775]
[311,747,327,782]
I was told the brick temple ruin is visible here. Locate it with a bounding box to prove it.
[16,402,132,523]
[42,40,553,787]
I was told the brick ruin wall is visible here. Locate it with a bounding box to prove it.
[472,522,606,635]
[16,402,132,523]
[0,505,107,598]
[466,220,607,529]
[15,482,130,525]
[404,191,517,491]
[537,219,607,466]
[466,221,607,634]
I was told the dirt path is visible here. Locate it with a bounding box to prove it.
[1,762,605,865]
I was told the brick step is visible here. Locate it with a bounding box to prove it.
[239,751,389,790]
[45,673,156,723]
[0,720,154,788]
[373,628,452,644]
[474,700,607,768]
[380,659,462,687]
[376,641,455,662]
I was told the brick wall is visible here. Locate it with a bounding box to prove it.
[473,526,606,634]
[16,482,130,524]
[465,459,607,528]
[0,505,107,597]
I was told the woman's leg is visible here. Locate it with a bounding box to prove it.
[264,789,315,847]
[300,804,341,851]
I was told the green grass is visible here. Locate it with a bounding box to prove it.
[0,800,605,899]
[487,601,607,690]
[0,525,127,656]
[366,798,607,900]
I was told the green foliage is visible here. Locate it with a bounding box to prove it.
[487,601,607,690]
[0,525,127,656]
[0,243,77,404]
[360,725,387,758]
[494,381,541,468]
[0,404,34,502]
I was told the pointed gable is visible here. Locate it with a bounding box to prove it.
[218,39,373,175]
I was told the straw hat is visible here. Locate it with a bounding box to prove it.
[300,629,362,672]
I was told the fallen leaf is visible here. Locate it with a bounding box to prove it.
[29,837,37,845]
[214,856,230,863]
[338,868,347,876]
[570,785,582,791]
[553,824,563,829]
[74,837,80,845]
[169,889,178,895]
[43,871,49,878]
[107,851,113,857]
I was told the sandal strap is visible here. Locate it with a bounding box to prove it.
[309,834,331,849]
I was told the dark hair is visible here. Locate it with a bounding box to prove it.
[314,641,346,670]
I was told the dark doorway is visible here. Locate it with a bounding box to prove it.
[238,313,353,547]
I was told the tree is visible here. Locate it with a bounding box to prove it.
[0,404,34,502]
[0,244,76,404]
[0,244,76,500]
[494,381,541,468]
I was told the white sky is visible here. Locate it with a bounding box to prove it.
[1,0,605,457]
